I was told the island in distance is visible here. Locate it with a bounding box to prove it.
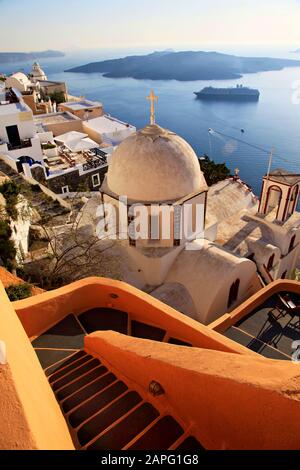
[66,50,300,81]
[0,50,65,64]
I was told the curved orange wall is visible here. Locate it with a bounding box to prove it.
[14,277,256,356]
[0,283,74,450]
[209,279,300,332]
[85,331,300,450]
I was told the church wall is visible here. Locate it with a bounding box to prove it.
[166,245,259,325]
[260,178,299,223]
[204,222,218,242]
[252,215,300,256]
[203,262,259,324]
[250,243,281,269]
[280,228,300,257]
[274,243,300,279]
[181,192,207,242]
[127,245,183,287]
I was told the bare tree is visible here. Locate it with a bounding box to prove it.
[23,191,121,290]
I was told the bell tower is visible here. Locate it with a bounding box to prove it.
[258,169,300,222]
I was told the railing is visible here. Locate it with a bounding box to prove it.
[7,139,32,151]
[262,264,274,283]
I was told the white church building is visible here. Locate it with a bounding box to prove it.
[97,110,300,325]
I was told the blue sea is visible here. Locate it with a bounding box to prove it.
[1,44,300,197]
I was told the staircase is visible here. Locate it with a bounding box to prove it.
[45,350,203,450]
[32,307,203,450]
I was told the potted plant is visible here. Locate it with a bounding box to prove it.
[42,143,58,157]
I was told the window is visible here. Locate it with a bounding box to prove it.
[228,279,240,309]
[264,185,282,219]
[128,212,136,246]
[289,235,296,253]
[267,254,275,271]
[92,173,101,188]
[62,186,69,194]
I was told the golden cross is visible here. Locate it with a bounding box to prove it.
[147,90,158,125]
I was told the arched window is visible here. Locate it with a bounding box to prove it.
[289,235,296,253]
[267,254,275,271]
[287,185,299,218]
[228,279,240,309]
[264,185,282,219]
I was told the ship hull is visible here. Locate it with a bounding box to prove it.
[194,92,259,102]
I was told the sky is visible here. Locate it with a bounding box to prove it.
[1,0,300,52]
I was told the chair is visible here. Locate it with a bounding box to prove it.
[276,294,300,323]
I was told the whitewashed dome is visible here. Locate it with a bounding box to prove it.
[30,62,47,81]
[107,124,207,202]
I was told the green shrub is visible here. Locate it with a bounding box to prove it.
[5,283,32,301]
[47,91,66,105]
[0,220,16,270]
[0,180,20,220]
[42,143,56,150]
[199,155,231,187]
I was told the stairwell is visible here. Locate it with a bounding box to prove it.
[32,308,204,451]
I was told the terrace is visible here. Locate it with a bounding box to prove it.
[62,99,103,111]
[42,131,109,175]
[211,281,300,361]
[0,88,19,105]
[0,89,29,115]
[44,147,108,174]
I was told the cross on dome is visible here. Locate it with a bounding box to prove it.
[146,90,158,125]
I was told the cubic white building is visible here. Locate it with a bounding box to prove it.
[83,115,136,147]
[0,88,43,168]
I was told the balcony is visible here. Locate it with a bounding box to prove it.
[7,139,32,151]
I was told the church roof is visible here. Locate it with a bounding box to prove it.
[267,168,300,186]
[151,282,198,319]
[206,178,258,228]
[106,124,208,203]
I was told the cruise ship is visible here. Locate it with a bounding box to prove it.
[194,85,260,101]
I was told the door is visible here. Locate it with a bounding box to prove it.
[6,125,21,148]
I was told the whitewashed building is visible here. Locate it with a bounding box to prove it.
[0,88,43,168]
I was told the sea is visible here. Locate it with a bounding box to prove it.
[1,44,300,197]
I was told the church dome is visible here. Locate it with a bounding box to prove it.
[30,62,47,81]
[107,124,207,202]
